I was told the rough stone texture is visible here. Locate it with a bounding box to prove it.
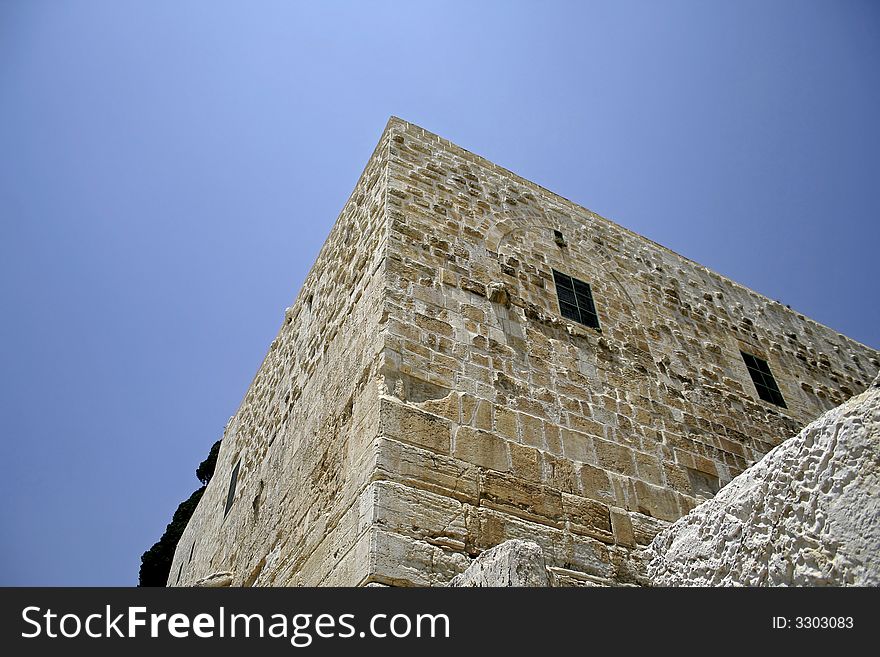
[168,127,391,587]
[170,117,879,587]
[193,572,233,588]
[448,540,549,587]
[647,382,880,586]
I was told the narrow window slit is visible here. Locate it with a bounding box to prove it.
[224,460,241,517]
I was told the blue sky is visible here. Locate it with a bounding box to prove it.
[1,1,878,585]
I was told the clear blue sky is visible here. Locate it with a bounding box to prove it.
[1,1,878,585]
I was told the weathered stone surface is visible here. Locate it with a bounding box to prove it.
[448,540,550,587]
[170,117,879,587]
[193,572,233,588]
[647,383,880,586]
[168,126,391,587]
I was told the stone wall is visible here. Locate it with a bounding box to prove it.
[171,117,879,586]
[169,126,392,586]
[646,377,880,586]
[371,118,879,586]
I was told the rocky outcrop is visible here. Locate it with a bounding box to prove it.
[448,540,550,587]
[646,379,880,586]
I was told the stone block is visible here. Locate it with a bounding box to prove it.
[633,479,680,521]
[609,507,635,547]
[481,471,563,524]
[561,428,592,463]
[448,540,549,587]
[578,462,616,504]
[634,450,662,484]
[519,413,544,449]
[595,438,636,476]
[509,441,542,482]
[563,493,612,535]
[568,413,605,437]
[454,427,510,472]
[494,406,519,441]
[540,451,580,494]
[379,397,452,454]
[374,437,480,503]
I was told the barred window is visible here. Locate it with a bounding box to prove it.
[552,269,600,329]
[740,351,786,408]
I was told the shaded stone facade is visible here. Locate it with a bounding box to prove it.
[169,117,879,587]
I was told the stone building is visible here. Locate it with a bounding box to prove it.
[169,117,879,587]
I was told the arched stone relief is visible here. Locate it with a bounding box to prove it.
[492,216,643,314]
[487,213,657,373]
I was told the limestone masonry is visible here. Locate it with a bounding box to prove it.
[170,117,879,587]
[452,377,880,587]
[647,377,880,586]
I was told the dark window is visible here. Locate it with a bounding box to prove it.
[552,269,600,329]
[740,351,786,407]
[224,460,240,517]
[553,229,566,247]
